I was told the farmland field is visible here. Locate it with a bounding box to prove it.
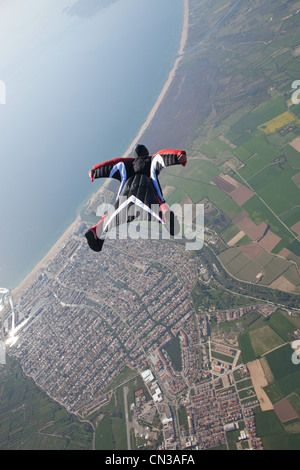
[255,409,300,450]
[238,154,270,181]
[0,357,93,450]
[258,111,298,134]
[266,309,298,341]
[242,196,295,247]
[264,344,299,381]
[259,173,300,215]
[238,332,256,363]
[220,222,241,243]
[283,144,300,169]
[231,97,287,134]
[249,325,283,357]
[241,134,280,162]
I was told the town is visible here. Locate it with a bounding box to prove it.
[0,214,282,449]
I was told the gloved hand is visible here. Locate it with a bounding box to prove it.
[178,153,187,165]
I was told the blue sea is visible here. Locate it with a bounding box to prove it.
[0,0,184,289]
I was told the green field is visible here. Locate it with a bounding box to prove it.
[95,416,114,450]
[239,332,256,363]
[283,144,300,169]
[233,145,253,162]
[238,309,300,363]
[161,158,225,204]
[231,97,287,134]
[249,325,284,356]
[238,153,270,181]
[219,222,241,244]
[255,409,300,450]
[218,197,243,220]
[94,387,127,450]
[0,357,93,450]
[242,195,296,249]
[242,133,281,162]
[259,172,300,215]
[237,322,300,450]
[266,309,298,342]
[265,344,299,381]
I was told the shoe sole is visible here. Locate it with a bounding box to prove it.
[163,210,180,237]
[85,230,104,252]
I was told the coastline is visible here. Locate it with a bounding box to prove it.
[12,0,189,300]
[12,216,82,299]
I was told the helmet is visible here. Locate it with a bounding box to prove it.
[134,144,149,157]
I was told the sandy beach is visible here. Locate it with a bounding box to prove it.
[12,0,189,300]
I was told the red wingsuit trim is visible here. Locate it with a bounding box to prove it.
[152,149,187,166]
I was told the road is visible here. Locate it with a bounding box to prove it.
[123,386,131,450]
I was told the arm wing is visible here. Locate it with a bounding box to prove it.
[91,157,134,181]
[150,149,186,202]
[151,149,187,172]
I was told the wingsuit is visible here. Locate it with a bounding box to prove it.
[85,144,187,251]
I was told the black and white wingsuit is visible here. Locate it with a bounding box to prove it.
[85,144,187,251]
